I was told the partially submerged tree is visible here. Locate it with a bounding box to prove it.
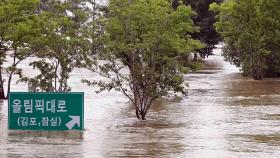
[21,0,92,92]
[172,0,222,59]
[184,0,222,58]
[86,0,108,56]
[0,0,41,98]
[211,0,280,80]
[84,0,202,120]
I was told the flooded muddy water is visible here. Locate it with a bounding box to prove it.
[0,47,280,157]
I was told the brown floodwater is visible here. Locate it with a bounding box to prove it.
[0,48,280,158]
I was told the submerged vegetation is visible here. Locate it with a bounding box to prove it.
[83,0,202,120]
[0,0,279,119]
[211,0,280,80]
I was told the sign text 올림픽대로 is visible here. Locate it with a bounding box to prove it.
[8,92,84,130]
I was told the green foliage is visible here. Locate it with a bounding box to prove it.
[173,0,223,58]
[211,0,280,79]
[185,0,222,58]
[84,0,202,119]
[0,0,41,98]
[21,0,93,92]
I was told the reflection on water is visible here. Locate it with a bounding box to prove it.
[7,131,83,158]
[0,47,280,158]
[8,130,83,143]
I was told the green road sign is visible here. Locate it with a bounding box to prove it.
[8,92,84,131]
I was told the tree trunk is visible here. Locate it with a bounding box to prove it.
[135,108,146,120]
[0,65,5,99]
[253,73,262,80]
[135,102,146,120]
[6,49,17,99]
[193,52,198,62]
[252,67,262,80]
[139,110,146,120]
[54,61,59,91]
[136,109,140,119]
[253,52,262,80]
[6,73,13,99]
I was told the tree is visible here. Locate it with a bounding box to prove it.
[86,0,107,56]
[211,0,280,80]
[84,0,202,120]
[21,0,92,92]
[172,0,222,59]
[0,0,41,98]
